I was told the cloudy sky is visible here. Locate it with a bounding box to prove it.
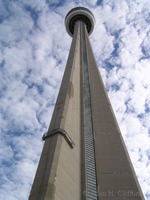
[0,0,150,199]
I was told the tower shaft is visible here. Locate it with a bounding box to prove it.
[80,21,145,200]
[29,20,81,200]
[29,7,145,200]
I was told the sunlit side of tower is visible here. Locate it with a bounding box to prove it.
[28,7,145,200]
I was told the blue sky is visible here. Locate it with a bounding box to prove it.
[0,0,150,199]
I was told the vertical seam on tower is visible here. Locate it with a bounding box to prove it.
[81,21,98,200]
[80,21,86,200]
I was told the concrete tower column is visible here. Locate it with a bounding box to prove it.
[29,17,82,200]
[28,7,145,200]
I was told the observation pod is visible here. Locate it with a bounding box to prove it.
[65,7,95,37]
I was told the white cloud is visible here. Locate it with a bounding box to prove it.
[0,0,150,200]
[84,0,98,6]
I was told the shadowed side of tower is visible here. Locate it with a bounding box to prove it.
[28,7,145,200]
[82,23,145,200]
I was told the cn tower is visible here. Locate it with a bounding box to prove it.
[28,7,145,200]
